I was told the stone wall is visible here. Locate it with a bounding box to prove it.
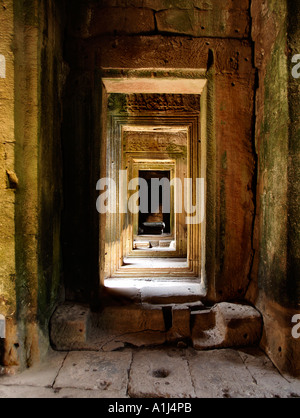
[247,0,300,376]
[0,0,66,370]
[0,0,17,367]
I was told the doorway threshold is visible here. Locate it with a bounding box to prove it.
[111,257,199,279]
[123,257,188,269]
[103,277,206,305]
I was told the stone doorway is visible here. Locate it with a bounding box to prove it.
[137,169,171,237]
[100,70,208,300]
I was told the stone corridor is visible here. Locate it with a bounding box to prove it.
[0,0,299,391]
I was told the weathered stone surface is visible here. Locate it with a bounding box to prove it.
[156,8,249,38]
[50,303,91,350]
[0,384,128,398]
[167,305,190,341]
[0,385,58,399]
[89,7,155,37]
[1,318,19,367]
[255,295,300,378]
[54,351,132,396]
[214,302,262,346]
[238,348,300,398]
[101,340,126,352]
[50,303,167,351]
[115,330,166,348]
[94,305,166,333]
[0,191,15,278]
[1,347,299,399]
[191,308,215,332]
[192,303,262,350]
[52,387,129,398]
[188,349,264,398]
[94,1,250,12]
[0,350,66,387]
[128,349,196,398]
[248,0,300,378]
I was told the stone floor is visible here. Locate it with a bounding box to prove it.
[0,347,300,398]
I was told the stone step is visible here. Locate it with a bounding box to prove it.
[50,302,263,352]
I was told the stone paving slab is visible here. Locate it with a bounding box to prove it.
[0,385,128,399]
[0,347,299,398]
[128,348,196,398]
[54,350,132,397]
[0,350,66,388]
[187,348,263,398]
[0,385,58,398]
[238,348,300,398]
[187,348,300,398]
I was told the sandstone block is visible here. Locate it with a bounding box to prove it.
[54,351,132,396]
[94,0,250,11]
[50,304,91,350]
[89,7,155,37]
[128,350,196,398]
[213,302,263,347]
[188,349,262,398]
[156,8,249,38]
[0,100,14,143]
[168,305,190,340]
[191,308,215,334]
[192,303,262,350]
[95,305,166,333]
[0,53,14,100]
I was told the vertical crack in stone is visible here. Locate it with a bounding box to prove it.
[244,0,259,298]
[126,349,134,398]
[52,352,69,389]
[185,355,196,398]
[237,350,258,386]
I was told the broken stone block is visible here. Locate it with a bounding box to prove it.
[192,303,262,350]
[50,303,91,350]
[213,302,262,347]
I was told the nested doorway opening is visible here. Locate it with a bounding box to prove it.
[99,69,208,295]
[138,169,171,237]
